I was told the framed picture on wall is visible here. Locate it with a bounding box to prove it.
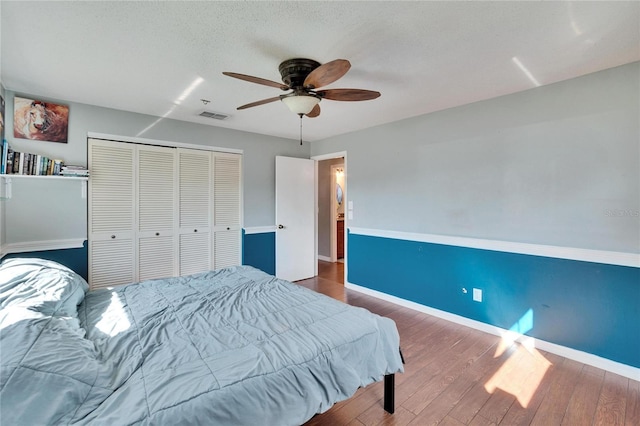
[13,96,69,143]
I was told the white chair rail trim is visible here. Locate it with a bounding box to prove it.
[349,227,639,268]
[1,238,86,257]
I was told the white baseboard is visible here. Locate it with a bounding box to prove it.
[346,281,640,381]
[317,255,332,262]
[1,239,86,257]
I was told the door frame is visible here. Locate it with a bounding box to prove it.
[311,151,347,284]
[329,163,346,262]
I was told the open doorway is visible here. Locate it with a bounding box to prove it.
[313,152,347,285]
[332,164,345,263]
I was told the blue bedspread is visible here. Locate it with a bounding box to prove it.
[0,259,403,425]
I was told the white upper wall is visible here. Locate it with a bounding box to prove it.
[3,91,309,230]
[312,63,640,253]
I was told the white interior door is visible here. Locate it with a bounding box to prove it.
[276,156,315,281]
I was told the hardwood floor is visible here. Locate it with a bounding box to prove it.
[297,261,639,426]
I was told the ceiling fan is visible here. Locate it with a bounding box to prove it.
[222,58,380,119]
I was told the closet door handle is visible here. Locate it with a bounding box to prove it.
[194,229,198,233]
[226,227,231,230]
[111,235,116,239]
[155,232,160,236]
[278,224,284,229]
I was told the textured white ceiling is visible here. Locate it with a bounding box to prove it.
[1,1,638,142]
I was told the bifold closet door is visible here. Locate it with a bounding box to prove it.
[212,152,242,269]
[137,145,177,281]
[88,139,135,289]
[178,149,212,276]
[89,139,243,287]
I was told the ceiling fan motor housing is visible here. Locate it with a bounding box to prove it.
[279,58,320,88]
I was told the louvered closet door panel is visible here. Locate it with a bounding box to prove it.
[138,235,175,281]
[213,229,241,269]
[213,153,241,227]
[212,153,241,269]
[180,232,211,275]
[90,238,135,289]
[179,149,211,228]
[137,145,176,279]
[138,146,176,232]
[88,139,135,289]
[178,149,212,274]
[89,141,134,233]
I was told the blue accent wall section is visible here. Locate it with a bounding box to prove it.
[1,240,89,281]
[242,230,276,275]
[348,232,640,368]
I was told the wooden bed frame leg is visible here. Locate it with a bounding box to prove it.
[384,374,395,414]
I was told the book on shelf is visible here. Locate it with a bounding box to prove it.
[5,150,14,174]
[13,151,19,174]
[53,160,62,176]
[1,140,7,174]
[61,165,90,177]
[19,153,25,175]
[0,142,86,177]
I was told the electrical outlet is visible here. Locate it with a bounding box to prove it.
[473,288,483,302]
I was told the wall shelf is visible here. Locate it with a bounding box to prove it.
[0,174,88,181]
[1,174,88,199]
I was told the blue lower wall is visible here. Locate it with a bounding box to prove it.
[1,241,89,281]
[348,232,640,369]
[242,230,276,275]
[26,232,632,368]
[2,232,275,284]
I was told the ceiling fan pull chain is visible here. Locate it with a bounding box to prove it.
[299,114,303,145]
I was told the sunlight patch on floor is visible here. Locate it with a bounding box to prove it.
[486,308,551,408]
[485,340,551,407]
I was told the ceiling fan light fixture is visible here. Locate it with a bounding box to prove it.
[281,94,320,115]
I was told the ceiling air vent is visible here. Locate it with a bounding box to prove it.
[199,111,229,120]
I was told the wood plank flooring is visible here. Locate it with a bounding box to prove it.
[297,261,639,426]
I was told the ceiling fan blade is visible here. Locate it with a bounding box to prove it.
[306,104,321,118]
[318,88,381,101]
[303,59,351,89]
[222,72,289,90]
[237,96,282,110]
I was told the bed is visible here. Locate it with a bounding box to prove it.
[0,258,403,425]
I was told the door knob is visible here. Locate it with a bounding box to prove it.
[278,224,284,229]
